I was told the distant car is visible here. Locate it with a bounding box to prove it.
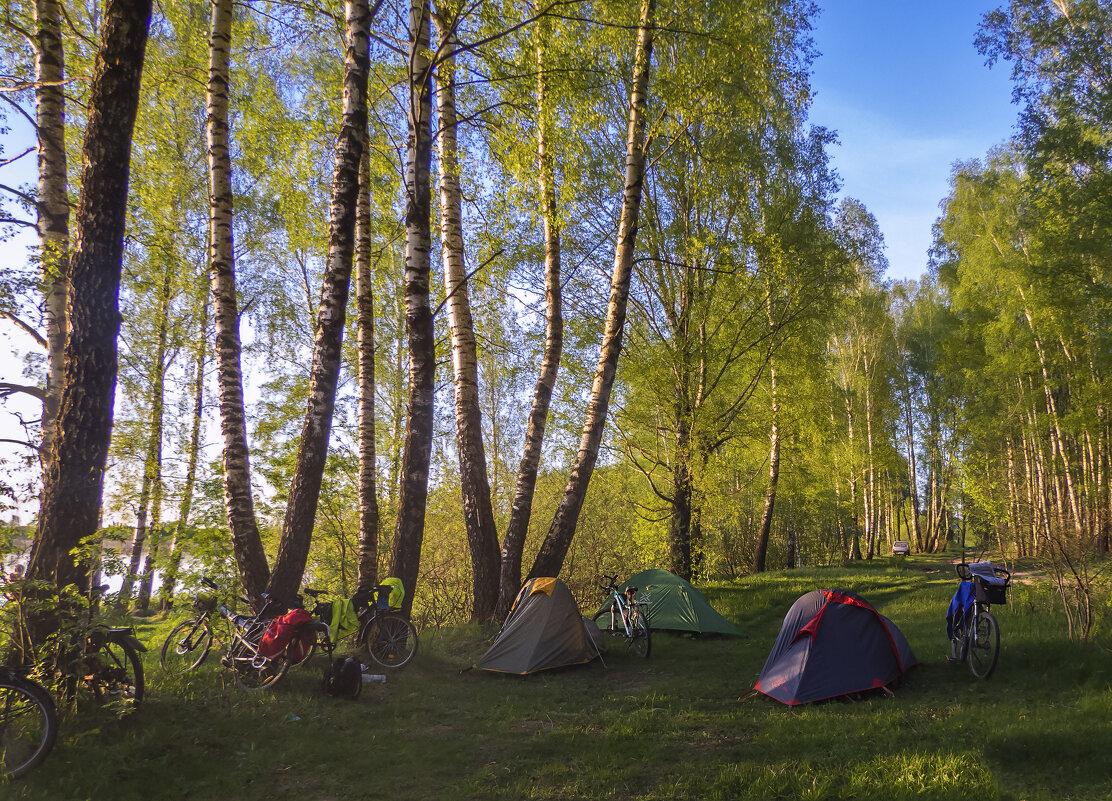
[892,540,910,556]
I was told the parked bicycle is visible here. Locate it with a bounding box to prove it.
[592,575,651,658]
[303,583,418,669]
[59,585,146,708]
[159,577,233,674]
[948,561,1010,679]
[0,665,57,780]
[218,590,321,690]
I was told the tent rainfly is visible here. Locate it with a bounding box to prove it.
[474,577,602,675]
[755,589,918,705]
[593,569,739,635]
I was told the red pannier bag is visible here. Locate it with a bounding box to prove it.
[259,608,315,661]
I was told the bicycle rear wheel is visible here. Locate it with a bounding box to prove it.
[0,677,57,779]
[363,615,418,669]
[228,627,290,690]
[967,610,1000,679]
[629,610,651,658]
[160,618,213,673]
[86,639,144,706]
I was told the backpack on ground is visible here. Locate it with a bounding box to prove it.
[322,656,363,699]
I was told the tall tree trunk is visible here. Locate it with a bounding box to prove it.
[267,0,371,601]
[528,0,657,579]
[34,0,69,471]
[27,0,153,592]
[902,383,923,551]
[1019,294,1085,538]
[863,364,877,559]
[753,356,780,573]
[354,140,381,599]
[389,0,435,617]
[669,408,694,581]
[119,437,156,605]
[207,0,270,603]
[134,265,172,610]
[135,438,164,611]
[497,39,564,618]
[434,25,500,622]
[161,291,208,609]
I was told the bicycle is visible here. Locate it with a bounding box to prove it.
[159,577,224,674]
[948,561,1011,679]
[59,585,146,708]
[217,590,324,690]
[1,582,143,712]
[0,665,57,780]
[161,577,316,679]
[592,575,651,658]
[303,584,418,669]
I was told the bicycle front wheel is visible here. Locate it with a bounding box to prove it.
[363,615,418,669]
[629,610,651,658]
[0,677,57,779]
[160,618,213,673]
[967,610,1000,679]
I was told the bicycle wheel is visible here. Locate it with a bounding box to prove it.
[591,607,624,638]
[363,614,418,669]
[289,636,317,668]
[0,677,57,780]
[85,639,144,707]
[227,629,290,691]
[967,610,1000,679]
[628,610,651,658]
[160,619,213,673]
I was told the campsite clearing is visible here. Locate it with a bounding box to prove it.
[8,553,1112,801]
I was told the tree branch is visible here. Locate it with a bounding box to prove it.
[0,312,47,348]
[0,382,46,401]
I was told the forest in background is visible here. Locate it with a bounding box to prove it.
[0,0,1109,636]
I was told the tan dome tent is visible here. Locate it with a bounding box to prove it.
[474,578,603,675]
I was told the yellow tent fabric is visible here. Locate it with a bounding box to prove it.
[529,577,558,596]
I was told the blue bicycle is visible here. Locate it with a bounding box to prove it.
[592,575,651,658]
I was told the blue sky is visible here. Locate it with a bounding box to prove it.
[809,1,1019,281]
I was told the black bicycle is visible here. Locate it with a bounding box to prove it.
[61,585,146,708]
[159,577,230,674]
[950,562,1011,679]
[0,665,57,779]
[303,585,419,669]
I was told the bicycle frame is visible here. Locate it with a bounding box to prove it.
[599,577,642,637]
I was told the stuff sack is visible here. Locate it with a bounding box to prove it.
[322,656,363,699]
[259,608,315,661]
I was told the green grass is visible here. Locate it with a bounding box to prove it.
[7,554,1112,800]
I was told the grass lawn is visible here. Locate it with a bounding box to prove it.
[6,553,1112,800]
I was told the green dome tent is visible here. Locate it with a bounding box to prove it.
[594,569,739,636]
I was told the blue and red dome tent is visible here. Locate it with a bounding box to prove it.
[755,589,918,705]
